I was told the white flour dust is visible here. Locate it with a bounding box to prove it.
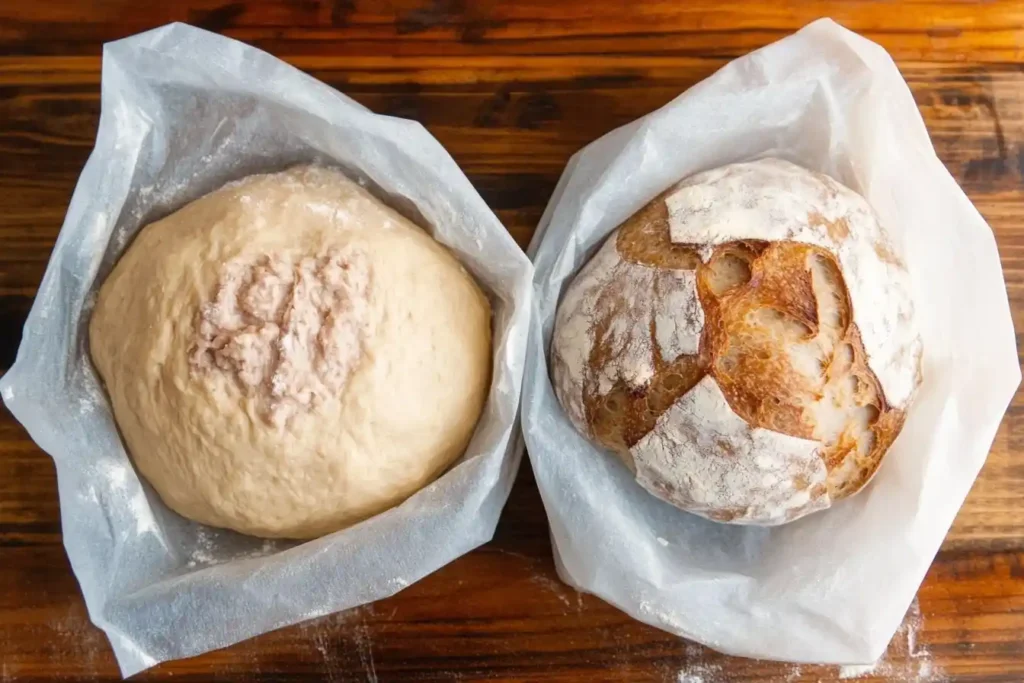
[190,246,372,428]
[95,457,128,489]
[292,606,376,683]
[128,492,159,538]
[185,528,279,569]
[387,577,410,591]
[185,527,219,567]
[116,171,195,255]
[528,573,575,609]
[84,457,163,543]
[76,362,105,416]
[668,598,944,682]
[838,664,876,678]
[833,599,944,681]
[80,211,110,286]
[41,603,110,677]
[677,662,722,683]
[639,599,689,634]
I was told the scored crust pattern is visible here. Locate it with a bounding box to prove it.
[550,159,920,525]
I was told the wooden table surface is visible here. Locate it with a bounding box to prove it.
[2,2,1024,681]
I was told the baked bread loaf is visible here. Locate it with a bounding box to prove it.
[91,166,492,539]
[551,158,921,525]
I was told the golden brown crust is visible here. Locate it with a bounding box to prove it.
[616,190,702,270]
[571,203,905,502]
[699,241,898,499]
[700,242,820,439]
[576,194,711,460]
[584,354,708,457]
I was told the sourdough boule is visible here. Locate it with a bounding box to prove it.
[551,158,921,525]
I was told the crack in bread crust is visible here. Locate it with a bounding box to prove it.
[615,189,703,270]
[578,233,903,503]
[552,160,921,523]
[699,241,903,499]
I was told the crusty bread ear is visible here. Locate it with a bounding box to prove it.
[551,158,921,525]
[699,241,904,501]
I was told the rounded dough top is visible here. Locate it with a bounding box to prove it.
[90,165,492,539]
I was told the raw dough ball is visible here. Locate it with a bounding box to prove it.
[90,166,492,539]
[551,159,921,526]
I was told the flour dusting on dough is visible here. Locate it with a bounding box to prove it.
[191,247,372,426]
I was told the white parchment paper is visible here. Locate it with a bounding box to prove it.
[523,19,1020,665]
[0,23,532,677]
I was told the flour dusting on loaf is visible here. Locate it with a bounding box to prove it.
[633,376,828,524]
[551,158,922,526]
[551,234,704,438]
[665,159,920,408]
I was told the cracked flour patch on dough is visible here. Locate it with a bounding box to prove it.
[190,247,372,426]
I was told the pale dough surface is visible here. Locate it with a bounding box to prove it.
[90,166,492,539]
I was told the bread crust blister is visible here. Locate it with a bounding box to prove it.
[551,159,922,525]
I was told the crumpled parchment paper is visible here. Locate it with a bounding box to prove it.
[522,18,1020,665]
[0,23,533,677]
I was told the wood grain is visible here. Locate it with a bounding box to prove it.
[4,0,1024,61]
[2,2,1024,681]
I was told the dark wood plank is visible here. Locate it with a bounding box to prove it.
[3,2,1024,681]
[4,0,1024,62]
[2,411,1023,682]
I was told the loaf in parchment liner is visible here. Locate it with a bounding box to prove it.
[551,158,922,525]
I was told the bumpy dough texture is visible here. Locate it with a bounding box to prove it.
[551,159,921,526]
[90,166,492,539]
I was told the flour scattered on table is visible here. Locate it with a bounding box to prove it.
[530,574,573,610]
[673,641,728,683]
[294,605,373,680]
[669,599,944,682]
[677,662,722,683]
[46,603,108,677]
[839,663,878,679]
[832,599,945,681]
